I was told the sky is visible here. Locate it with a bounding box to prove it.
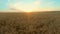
[0,0,60,12]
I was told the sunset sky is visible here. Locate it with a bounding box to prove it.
[0,0,60,12]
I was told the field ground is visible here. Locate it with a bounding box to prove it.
[0,11,60,34]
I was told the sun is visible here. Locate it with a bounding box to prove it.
[17,6,34,12]
[23,8,33,12]
[24,11,32,12]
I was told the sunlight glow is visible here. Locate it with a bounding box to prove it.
[13,3,39,12]
[8,0,40,12]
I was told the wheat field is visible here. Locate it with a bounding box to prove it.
[0,11,60,34]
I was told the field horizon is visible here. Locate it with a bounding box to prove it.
[0,11,60,34]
